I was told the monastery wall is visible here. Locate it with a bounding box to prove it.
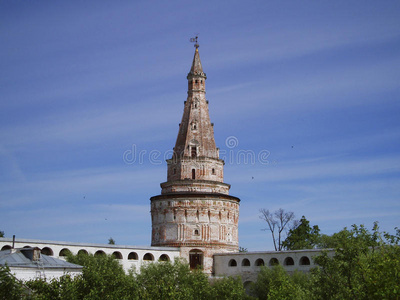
[213,249,334,284]
[0,237,180,273]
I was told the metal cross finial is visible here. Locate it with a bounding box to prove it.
[190,35,199,49]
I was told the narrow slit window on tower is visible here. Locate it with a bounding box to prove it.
[173,168,176,175]
[192,169,196,179]
[191,146,196,158]
[212,168,215,175]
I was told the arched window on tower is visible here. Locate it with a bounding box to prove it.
[192,169,196,179]
[191,146,197,157]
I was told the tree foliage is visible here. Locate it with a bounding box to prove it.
[67,252,137,299]
[0,231,4,238]
[210,276,252,300]
[26,252,138,299]
[251,222,400,300]
[251,265,311,300]
[136,258,250,300]
[311,223,400,299]
[259,208,296,251]
[282,216,320,250]
[26,275,80,300]
[4,223,400,299]
[135,258,209,300]
[21,254,250,300]
[0,265,30,300]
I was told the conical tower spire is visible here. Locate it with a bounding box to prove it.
[188,46,205,78]
[172,45,218,161]
[160,43,230,191]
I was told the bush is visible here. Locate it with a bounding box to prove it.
[209,276,251,300]
[252,265,310,300]
[135,258,209,300]
[26,252,138,299]
[0,265,29,300]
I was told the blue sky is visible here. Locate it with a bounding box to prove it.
[1,0,399,251]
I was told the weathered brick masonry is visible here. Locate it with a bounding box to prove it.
[150,43,240,273]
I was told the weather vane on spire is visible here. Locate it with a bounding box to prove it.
[190,35,199,49]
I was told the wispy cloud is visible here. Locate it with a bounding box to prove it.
[0,165,164,207]
[0,94,181,150]
[227,154,400,184]
[211,56,400,120]
[206,17,400,71]
[0,145,26,182]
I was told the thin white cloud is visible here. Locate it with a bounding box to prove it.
[0,165,164,207]
[206,18,400,71]
[0,145,26,182]
[0,94,181,150]
[227,154,400,184]
[211,56,400,119]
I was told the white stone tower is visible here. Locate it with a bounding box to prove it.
[150,41,240,274]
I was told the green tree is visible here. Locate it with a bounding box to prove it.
[362,233,400,299]
[209,276,251,300]
[27,275,79,300]
[108,237,115,245]
[66,252,138,299]
[311,223,400,299]
[27,252,138,299]
[315,233,337,249]
[0,231,4,238]
[282,216,320,250]
[251,265,310,300]
[0,265,29,300]
[135,258,210,300]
